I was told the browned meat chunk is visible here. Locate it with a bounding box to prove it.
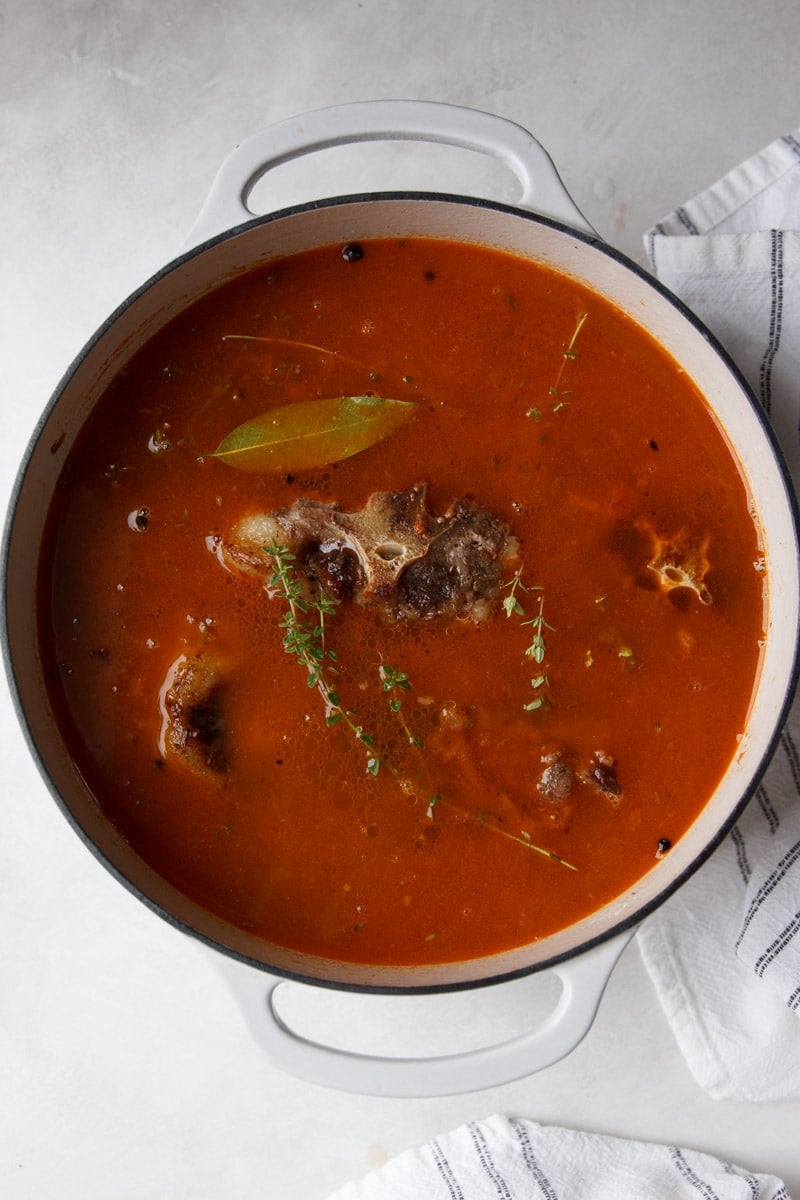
[217,484,516,622]
[583,750,622,798]
[158,652,227,774]
[306,544,364,602]
[535,745,622,807]
[536,750,573,801]
[396,499,511,620]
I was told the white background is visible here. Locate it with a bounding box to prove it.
[2,1,799,1196]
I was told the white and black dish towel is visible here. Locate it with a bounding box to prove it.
[638,128,800,1104]
[325,1114,789,1198]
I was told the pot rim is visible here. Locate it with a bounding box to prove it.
[4,189,799,995]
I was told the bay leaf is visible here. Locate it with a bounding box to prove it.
[211,395,416,473]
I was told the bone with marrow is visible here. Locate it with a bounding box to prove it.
[637,521,713,606]
[218,484,517,621]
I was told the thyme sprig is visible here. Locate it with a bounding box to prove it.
[223,333,355,361]
[379,662,424,748]
[526,311,588,418]
[221,334,378,378]
[266,541,380,775]
[503,569,554,712]
[521,591,553,711]
[486,820,577,870]
[550,310,588,398]
[265,545,573,868]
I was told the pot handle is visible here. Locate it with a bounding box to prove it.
[215,927,633,1097]
[183,100,595,249]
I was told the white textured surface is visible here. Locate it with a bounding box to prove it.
[2,1,799,1196]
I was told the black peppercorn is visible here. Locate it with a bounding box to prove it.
[128,506,150,531]
[341,243,364,262]
[656,837,672,858]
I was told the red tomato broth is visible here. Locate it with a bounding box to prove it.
[39,237,765,966]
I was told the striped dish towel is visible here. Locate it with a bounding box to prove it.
[637,130,800,1101]
[325,1115,789,1198]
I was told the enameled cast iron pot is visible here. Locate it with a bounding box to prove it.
[4,102,799,1096]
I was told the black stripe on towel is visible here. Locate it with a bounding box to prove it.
[430,1138,465,1200]
[675,206,700,235]
[756,784,780,834]
[646,221,668,273]
[722,1158,763,1200]
[782,133,800,158]
[754,909,800,977]
[510,1118,559,1200]
[788,983,800,1011]
[780,726,800,791]
[669,1146,721,1199]
[730,824,751,884]
[758,229,784,416]
[736,837,800,951]
[468,1123,514,1200]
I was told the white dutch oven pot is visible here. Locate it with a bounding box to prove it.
[4,102,798,1097]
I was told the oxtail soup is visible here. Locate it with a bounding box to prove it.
[39,237,766,968]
